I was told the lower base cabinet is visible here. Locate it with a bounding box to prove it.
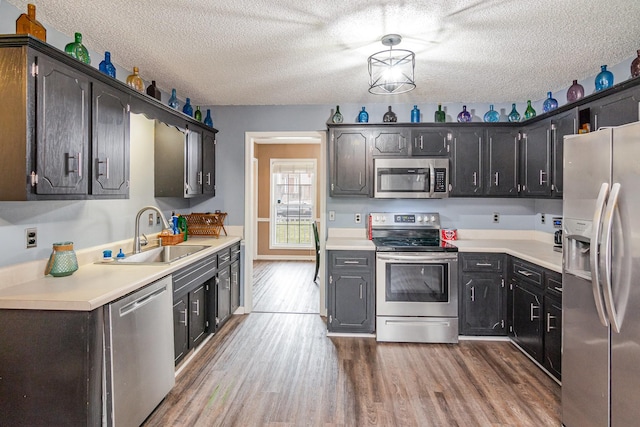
[511,280,544,363]
[544,295,562,380]
[327,250,375,333]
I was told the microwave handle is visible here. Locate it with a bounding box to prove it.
[429,164,435,196]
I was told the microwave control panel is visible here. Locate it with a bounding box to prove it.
[434,168,447,192]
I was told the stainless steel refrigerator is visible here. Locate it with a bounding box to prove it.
[562,121,640,427]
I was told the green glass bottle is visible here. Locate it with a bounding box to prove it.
[64,32,91,64]
[195,106,202,122]
[434,104,446,123]
[524,100,536,120]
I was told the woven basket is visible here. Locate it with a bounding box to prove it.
[159,232,184,246]
[183,212,228,238]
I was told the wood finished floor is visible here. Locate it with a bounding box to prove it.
[144,261,560,427]
[252,260,319,314]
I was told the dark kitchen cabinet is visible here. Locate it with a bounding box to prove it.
[185,127,203,196]
[544,294,562,380]
[202,130,216,195]
[327,250,375,333]
[450,128,484,196]
[329,129,370,196]
[589,85,640,130]
[459,253,506,335]
[173,298,189,364]
[520,120,552,197]
[188,285,207,348]
[230,243,241,314]
[550,109,577,198]
[411,128,451,156]
[486,128,519,196]
[215,248,232,330]
[371,128,410,156]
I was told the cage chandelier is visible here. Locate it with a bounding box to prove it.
[368,34,416,95]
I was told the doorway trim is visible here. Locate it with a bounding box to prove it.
[243,131,327,316]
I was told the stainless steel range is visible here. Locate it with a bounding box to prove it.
[371,212,459,343]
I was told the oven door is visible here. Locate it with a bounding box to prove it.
[376,252,458,317]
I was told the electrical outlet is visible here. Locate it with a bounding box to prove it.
[493,213,500,223]
[26,227,37,248]
[148,213,154,226]
[541,213,546,224]
[329,210,336,221]
[355,213,362,224]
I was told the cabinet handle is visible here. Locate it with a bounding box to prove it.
[98,157,110,179]
[68,152,82,177]
[206,172,211,186]
[359,172,362,185]
[517,269,533,277]
[198,171,203,185]
[546,312,557,332]
[343,260,359,264]
[471,286,475,302]
[193,299,200,316]
[539,170,547,185]
[472,172,477,186]
[530,303,540,321]
[573,117,578,134]
[181,308,188,326]
[30,171,38,186]
[475,262,492,267]
[233,272,238,283]
[554,286,563,293]
[420,135,424,150]
[227,277,231,290]
[594,114,598,131]
[359,283,363,299]
[494,172,499,186]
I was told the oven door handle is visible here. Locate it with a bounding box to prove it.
[377,253,458,262]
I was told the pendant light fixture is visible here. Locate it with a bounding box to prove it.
[368,34,416,95]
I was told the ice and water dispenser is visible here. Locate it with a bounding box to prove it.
[563,218,593,280]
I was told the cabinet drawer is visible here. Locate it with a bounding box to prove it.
[546,269,562,298]
[511,258,543,288]
[461,253,504,272]
[330,251,373,269]
[230,243,241,261]
[217,247,231,268]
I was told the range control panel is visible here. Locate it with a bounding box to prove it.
[369,212,441,228]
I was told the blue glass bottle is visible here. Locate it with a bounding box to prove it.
[204,109,213,127]
[507,103,520,122]
[411,105,420,123]
[98,51,116,78]
[457,105,471,123]
[168,89,179,109]
[595,65,614,91]
[357,107,369,123]
[182,98,193,116]
[542,92,558,112]
[483,104,499,122]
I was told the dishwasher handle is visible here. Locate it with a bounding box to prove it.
[119,285,168,317]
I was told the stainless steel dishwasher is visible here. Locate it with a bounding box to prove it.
[104,276,175,426]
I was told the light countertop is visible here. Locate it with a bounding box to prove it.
[0,236,241,311]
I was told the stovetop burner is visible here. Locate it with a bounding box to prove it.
[369,212,458,253]
[372,237,458,252]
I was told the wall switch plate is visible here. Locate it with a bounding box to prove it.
[26,227,37,248]
[493,213,500,223]
[156,215,161,225]
[541,213,546,224]
[329,211,335,221]
[148,213,154,226]
[355,213,362,224]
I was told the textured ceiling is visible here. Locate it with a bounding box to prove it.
[6,0,640,106]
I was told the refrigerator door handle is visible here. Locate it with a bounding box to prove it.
[591,182,610,327]
[602,182,622,333]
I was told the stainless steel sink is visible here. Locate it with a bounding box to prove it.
[106,245,210,265]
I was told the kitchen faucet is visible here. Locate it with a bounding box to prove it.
[133,206,171,254]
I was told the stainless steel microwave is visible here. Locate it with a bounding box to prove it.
[373,158,449,199]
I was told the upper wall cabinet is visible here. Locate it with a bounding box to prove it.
[329,128,370,196]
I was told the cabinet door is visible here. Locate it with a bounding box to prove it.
[461,274,505,335]
[330,130,369,196]
[411,128,451,156]
[329,272,373,332]
[185,128,203,196]
[216,266,231,330]
[91,81,130,196]
[521,120,551,197]
[189,285,207,348]
[230,260,240,314]
[450,128,484,196]
[173,298,189,364]
[486,128,519,196]
[544,295,562,380]
[512,280,544,362]
[202,131,216,195]
[35,55,89,195]
[591,86,640,130]
[371,128,409,156]
[550,109,577,198]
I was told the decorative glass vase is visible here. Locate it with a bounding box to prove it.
[507,103,520,122]
[183,98,193,116]
[411,105,420,123]
[542,92,558,112]
[64,32,91,64]
[483,104,499,122]
[194,106,202,122]
[126,67,145,92]
[331,105,343,123]
[595,65,614,91]
[204,109,213,127]
[434,104,446,123]
[357,107,369,123]
[383,106,397,122]
[168,89,179,109]
[457,105,471,123]
[631,49,640,78]
[524,100,536,120]
[146,80,161,100]
[16,3,46,42]
[45,242,78,277]
[98,51,116,78]
[566,80,585,102]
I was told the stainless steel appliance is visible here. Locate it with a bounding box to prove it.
[562,122,640,427]
[373,158,449,198]
[104,276,175,426]
[371,212,459,343]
